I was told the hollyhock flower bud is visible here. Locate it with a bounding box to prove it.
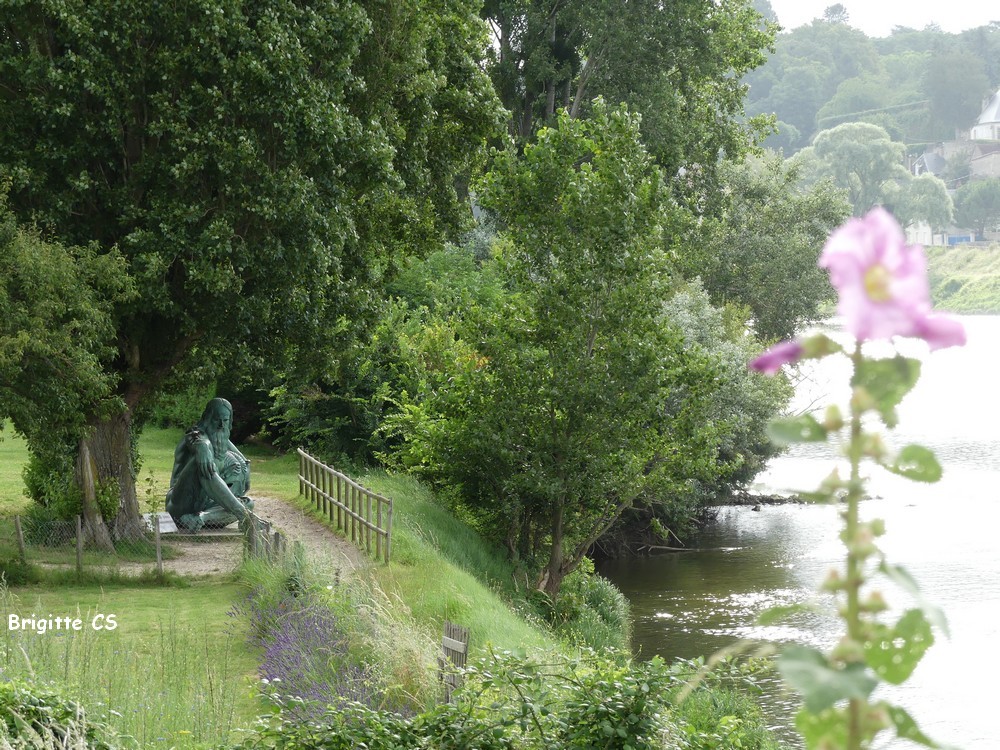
[749,339,803,375]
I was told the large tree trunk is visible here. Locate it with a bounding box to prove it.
[81,408,146,542]
[74,440,115,552]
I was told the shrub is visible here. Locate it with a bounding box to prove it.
[0,678,115,749]
[0,558,39,587]
[550,558,631,650]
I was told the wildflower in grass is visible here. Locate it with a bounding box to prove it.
[819,207,964,349]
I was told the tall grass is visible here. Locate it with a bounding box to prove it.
[0,582,261,748]
[927,242,1000,313]
[282,469,558,655]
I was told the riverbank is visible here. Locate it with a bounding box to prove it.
[927,242,1000,313]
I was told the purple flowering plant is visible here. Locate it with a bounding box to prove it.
[750,208,963,750]
[229,586,392,724]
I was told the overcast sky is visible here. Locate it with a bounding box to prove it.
[768,0,999,38]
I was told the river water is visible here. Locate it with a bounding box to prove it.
[598,315,1000,749]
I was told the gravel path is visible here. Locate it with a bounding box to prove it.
[118,495,366,578]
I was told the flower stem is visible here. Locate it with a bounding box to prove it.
[846,341,865,750]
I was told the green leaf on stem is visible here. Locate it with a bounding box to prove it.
[851,355,921,426]
[882,444,942,483]
[757,603,813,626]
[794,706,847,749]
[767,414,828,446]
[864,609,934,684]
[879,562,950,637]
[778,645,877,712]
[882,703,949,748]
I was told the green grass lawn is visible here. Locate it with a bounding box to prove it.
[0,428,29,516]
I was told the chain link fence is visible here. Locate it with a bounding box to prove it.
[0,514,161,576]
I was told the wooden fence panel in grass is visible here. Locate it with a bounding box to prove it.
[296,448,393,563]
[439,620,469,703]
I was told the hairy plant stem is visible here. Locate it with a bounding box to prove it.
[846,342,864,750]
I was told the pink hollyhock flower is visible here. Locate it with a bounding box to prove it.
[819,208,965,350]
[750,340,803,375]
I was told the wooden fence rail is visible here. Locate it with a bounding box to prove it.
[297,448,393,563]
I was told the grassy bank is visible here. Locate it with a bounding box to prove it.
[0,426,783,749]
[928,242,1000,313]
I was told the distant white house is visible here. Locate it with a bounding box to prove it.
[915,90,1000,185]
[970,90,1000,141]
[907,91,1000,243]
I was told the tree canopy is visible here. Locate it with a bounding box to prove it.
[389,104,728,595]
[482,0,775,194]
[954,178,1000,237]
[0,0,502,535]
[677,153,850,341]
[796,122,909,216]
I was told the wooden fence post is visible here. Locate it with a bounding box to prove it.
[298,449,305,497]
[385,501,393,563]
[154,514,163,577]
[75,515,83,575]
[13,516,26,565]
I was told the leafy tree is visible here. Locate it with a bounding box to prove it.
[390,104,724,596]
[885,173,953,232]
[823,4,849,25]
[0,0,501,537]
[605,282,791,552]
[677,152,850,341]
[761,120,802,153]
[924,52,992,138]
[815,74,892,131]
[745,20,880,147]
[482,0,775,189]
[0,201,132,547]
[797,122,909,215]
[954,178,1000,237]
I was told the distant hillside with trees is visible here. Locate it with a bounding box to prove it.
[748,1,1000,157]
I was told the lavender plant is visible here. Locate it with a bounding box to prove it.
[230,586,384,723]
[751,208,965,749]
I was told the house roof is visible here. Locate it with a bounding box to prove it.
[977,90,1000,125]
[914,151,947,175]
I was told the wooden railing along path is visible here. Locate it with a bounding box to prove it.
[297,448,393,563]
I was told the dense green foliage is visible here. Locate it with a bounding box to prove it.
[0,204,132,530]
[0,679,115,749]
[482,0,776,200]
[237,650,780,750]
[388,104,734,595]
[677,153,850,341]
[0,0,502,534]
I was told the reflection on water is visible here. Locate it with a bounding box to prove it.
[598,316,1000,749]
